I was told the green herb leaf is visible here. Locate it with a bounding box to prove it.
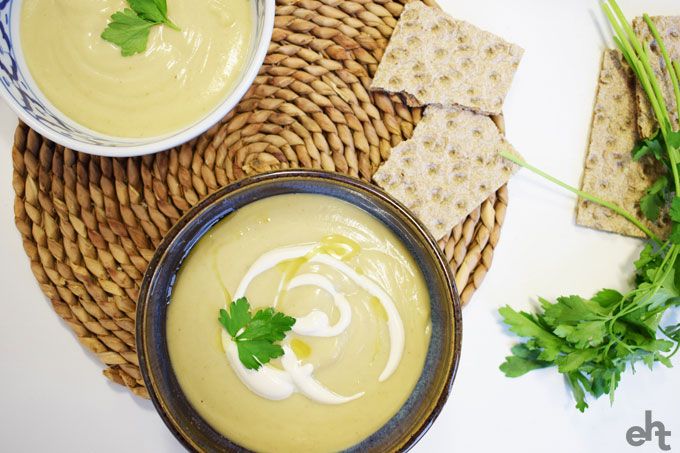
[153,0,168,16]
[668,224,680,245]
[670,206,680,243]
[633,284,678,311]
[219,297,251,338]
[500,247,680,411]
[500,344,552,377]
[635,243,662,274]
[632,132,664,161]
[101,9,155,57]
[566,372,589,412]
[666,323,680,342]
[499,306,565,361]
[558,321,608,349]
[668,130,680,150]
[670,197,680,222]
[128,0,179,29]
[639,176,668,221]
[218,297,296,370]
[128,0,165,23]
[591,289,623,308]
[589,366,622,400]
[236,340,285,370]
[556,349,599,373]
[101,1,180,57]
[543,295,609,324]
[236,308,296,343]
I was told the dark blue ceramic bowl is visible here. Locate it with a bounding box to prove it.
[137,170,462,452]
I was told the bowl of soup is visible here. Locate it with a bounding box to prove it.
[0,0,273,156]
[137,170,462,452]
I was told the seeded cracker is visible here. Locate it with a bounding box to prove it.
[370,2,523,115]
[633,16,680,139]
[576,50,669,238]
[373,106,521,240]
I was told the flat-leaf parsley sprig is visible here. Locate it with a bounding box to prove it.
[101,0,180,57]
[219,297,296,370]
[498,0,680,412]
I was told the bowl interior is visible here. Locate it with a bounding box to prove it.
[137,171,462,452]
[0,0,272,156]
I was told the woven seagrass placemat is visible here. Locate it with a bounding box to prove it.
[11,0,509,398]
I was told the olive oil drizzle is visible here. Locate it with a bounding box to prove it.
[273,235,361,307]
[212,250,233,302]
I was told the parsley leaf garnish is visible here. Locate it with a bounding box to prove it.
[101,9,156,57]
[101,0,180,57]
[128,0,176,27]
[219,297,251,338]
[218,297,296,370]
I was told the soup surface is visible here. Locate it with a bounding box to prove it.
[21,0,252,138]
[167,194,432,452]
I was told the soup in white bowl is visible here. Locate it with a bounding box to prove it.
[0,0,273,156]
[21,0,253,138]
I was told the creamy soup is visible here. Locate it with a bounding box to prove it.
[21,0,252,138]
[167,194,432,452]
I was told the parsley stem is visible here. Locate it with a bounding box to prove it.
[665,336,680,359]
[500,151,661,243]
[618,248,678,320]
[501,0,680,413]
[639,17,680,194]
[644,15,680,126]
[164,19,180,31]
[607,2,672,132]
[603,3,668,137]
[606,2,680,194]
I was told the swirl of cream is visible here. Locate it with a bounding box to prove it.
[288,273,352,337]
[223,242,404,404]
[222,336,363,404]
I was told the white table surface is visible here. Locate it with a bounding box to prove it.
[1,1,679,452]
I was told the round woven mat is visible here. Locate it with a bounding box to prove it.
[11,0,508,398]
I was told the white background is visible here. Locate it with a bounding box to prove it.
[1,1,679,452]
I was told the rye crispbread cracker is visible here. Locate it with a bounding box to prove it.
[372,106,522,240]
[577,50,669,238]
[370,2,523,115]
[634,16,680,138]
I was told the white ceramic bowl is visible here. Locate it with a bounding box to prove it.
[0,0,274,157]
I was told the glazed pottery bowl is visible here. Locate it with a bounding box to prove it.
[137,170,462,452]
[0,0,274,157]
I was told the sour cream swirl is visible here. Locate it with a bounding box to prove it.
[221,240,406,404]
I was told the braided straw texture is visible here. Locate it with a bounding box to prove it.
[11,0,508,398]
